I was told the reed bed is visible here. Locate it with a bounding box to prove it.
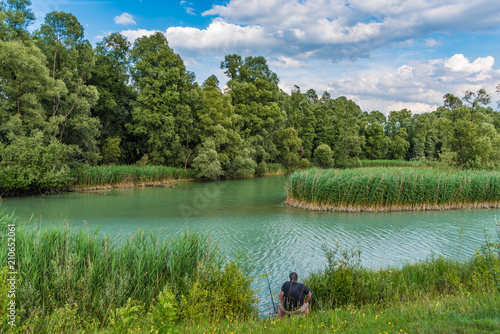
[71,165,195,188]
[0,212,255,330]
[286,167,500,212]
[360,159,438,168]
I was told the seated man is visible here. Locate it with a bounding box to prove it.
[278,271,312,318]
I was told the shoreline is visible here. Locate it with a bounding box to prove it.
[284,197,500,212]
[0,171,287,198]
[71,171,286,192]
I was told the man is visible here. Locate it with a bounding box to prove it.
[278,272,312,318]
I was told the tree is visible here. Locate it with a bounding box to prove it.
[34,11,101,164]
[314,144,334,168]
[0,40,53,141]
[273,127,302,167]
[220,54,286,165]
[192,140,223,179]
[0,0,34,40]
[89,33,136,162]
[330,97,364,167]
[439,89,500,169]
[386,109,411,160]
[127,32,200,166]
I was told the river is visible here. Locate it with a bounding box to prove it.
[1,175,498,315]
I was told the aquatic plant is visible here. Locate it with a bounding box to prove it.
[0,212,255,330]
[286,167,500,211]
[71,165,195,188]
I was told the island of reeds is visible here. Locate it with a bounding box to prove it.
[1,211,500,333]
[285,167,500,212]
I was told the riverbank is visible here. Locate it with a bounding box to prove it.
[1,212,499,333]
[0,163,287,197]
[286,167,500,212]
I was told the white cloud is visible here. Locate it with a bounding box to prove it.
[269,56,302,68]
[114,12,137,26]
[424,38,441,47]
[120,29,157,42]
[196,0,500,60]
[165,18,275,55]
[319,54,500,114]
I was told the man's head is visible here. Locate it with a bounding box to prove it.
[289,272,298,282]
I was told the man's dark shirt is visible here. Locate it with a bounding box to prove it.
[281,281,310,311]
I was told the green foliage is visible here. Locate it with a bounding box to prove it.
[181,261,255,321]
[287,167,500,210]
[0,212,257,331]
[127,32,201,166]
[439,90,500,169]
[102,137,121,165]
[299,158,310,169]
[109,298,144,332]
[313,144,334,168]
[255,161,267,175]
[192,139,223,179]
[148,284,179,331]
[0,133,73,194]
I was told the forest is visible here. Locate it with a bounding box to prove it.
[1,0,500,194]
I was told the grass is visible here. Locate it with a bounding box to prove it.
[70,165,195,188]
[163,292,500,333]
[286,167,500,212]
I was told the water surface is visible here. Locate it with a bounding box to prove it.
[1,175,498,314]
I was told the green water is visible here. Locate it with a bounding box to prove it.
[1,175,499,314]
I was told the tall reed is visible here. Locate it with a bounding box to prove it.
[0,212,227,325]
[71,165,195,188]
[286,167,500,211]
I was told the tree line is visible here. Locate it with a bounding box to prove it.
[1,0,500,192]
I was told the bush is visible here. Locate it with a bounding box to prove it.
[192,140,223,179]
[299,158,310,169]
[254,161,267,175]
[313,144,334,168]
[0,132,74,194]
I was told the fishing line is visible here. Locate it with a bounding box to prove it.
[265,273,277,315]
[296,267,323,312]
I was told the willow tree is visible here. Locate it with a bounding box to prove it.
[34,11,100,164]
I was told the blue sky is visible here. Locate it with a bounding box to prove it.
[30,0,500,114]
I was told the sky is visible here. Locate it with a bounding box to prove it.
[30,0,500,114]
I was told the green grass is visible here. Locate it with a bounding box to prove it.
[71,165,195,188]
[286,167,500,211]
[162,292,500,334]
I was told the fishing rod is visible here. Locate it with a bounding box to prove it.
[265,273,277,315]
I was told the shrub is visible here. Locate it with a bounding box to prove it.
[313,144,334,168]
[0,132,74,194]
[299,158,310,169]
[192,140,223,179]
[254,161,267,175]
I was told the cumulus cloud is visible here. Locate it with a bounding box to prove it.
[114,12,137,25]
[192,0,500,60]
[165,18,276,55]
[319,54,500,114]
[120,29,157,42]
